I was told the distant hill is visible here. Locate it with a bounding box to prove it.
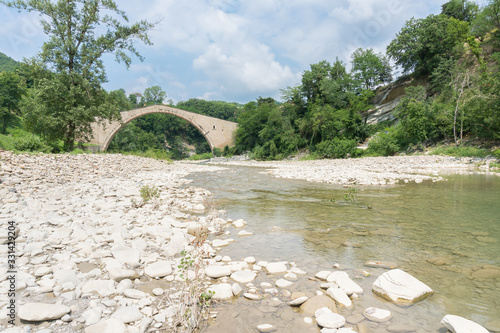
[0,52,20,72]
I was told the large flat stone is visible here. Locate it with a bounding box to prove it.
[372,269,433,304]
[19,303,70,322]
[441,315,489,333]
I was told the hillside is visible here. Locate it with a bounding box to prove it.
[0,52,19,72]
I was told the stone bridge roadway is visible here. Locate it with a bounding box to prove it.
[88,105,238,151]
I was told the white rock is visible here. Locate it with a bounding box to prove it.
[304,317,313,324]
[85,318,127,333]
[53,269,80,287]
[316,312,346,329]
[232,219,247,228]
[212,239,230,247]
[284,272,298,280]
[205,265,232,278]
[111,306,143,324]
[266,262,287,274]
[231,270,257,284]
[290,267,307,275]
[372,269,433,304]
[362,307,392,323]
[315,307,332,318]
[326,287,352,307]
[289,296,308,306]
[116,279,133,294]
[124,288,147,299]
[207,283,233,300]
[238,230,254,236]
[82,280,116,297]
[231,283,243,296]
[257,324,276,332]
[108,268,139,282]
[315,271,332,280]
[81,308,103,326]
[152,288,164,296]
[275,279,293,288]
[244,292,261,300]
[337,328,357,333]
[441,315,489,333]
[327,271,363,295]
[144,261,172,278]
[111,245,140,268]
[244,256,256,264]
[18,303,70,321]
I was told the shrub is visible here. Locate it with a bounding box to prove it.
[430,145,490,158]
[189,152,213,161]
[13,135,52,153]
[493,149,500,159]
[367,127,400,156]
[315,138,357,159]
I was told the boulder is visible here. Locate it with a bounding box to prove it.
[362,307,392,323]
[144,261,172,278]
[85,318,127,333]
[18,303,70,321]
[315,308,346,329]
[82,280,116,297]
[326,287,352,307]
[207,283,233,300]
[372,269,433,304]
[205,265,232,278]
[327,271,363,295]
[111,306,143,324]
[441,315,489,333]
[231,270,257,283]
[266,262,287,274]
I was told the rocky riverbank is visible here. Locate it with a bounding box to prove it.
[0,152,231,332]
[1,152,498,333]
[208,155,499,185]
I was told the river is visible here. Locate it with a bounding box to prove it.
[187,165,500,332]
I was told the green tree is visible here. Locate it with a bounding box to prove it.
[351,48,392,90]
[0,72,26,133]
[441,0,479,22]
[2,0,154,151]
[471,0,500,39]
[143,86,166,105]
[387,15,470,75]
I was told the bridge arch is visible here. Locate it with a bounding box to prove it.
[88,105,238,152]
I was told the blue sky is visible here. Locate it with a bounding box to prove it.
[1,0,461,104]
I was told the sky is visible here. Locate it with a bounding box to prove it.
[0,0,464,104]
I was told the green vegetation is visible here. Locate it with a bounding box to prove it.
[0,52,19,73]
[1,0,154,151]
[429,145,492,157]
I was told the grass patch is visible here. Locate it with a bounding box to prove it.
[120,148,173,161]
[188,152,213,161]
[429,145,491,158]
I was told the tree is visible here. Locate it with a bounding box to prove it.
[0,72,25,133]
[441,0,479,22]
[1,0,155,151]
[387,15,470,75]
[301,61,332,105]
[351,48,392,90]
[143,86,167,105]
[472,0,500,39]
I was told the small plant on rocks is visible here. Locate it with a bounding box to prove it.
[131,185,161,208]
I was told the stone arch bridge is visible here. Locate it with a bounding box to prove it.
[88,105,238,151]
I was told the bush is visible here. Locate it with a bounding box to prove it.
[493,149,500,159]
[315,138,357,159]
[189,152,213,160]
[13,135,52,153]
[367,127,400,156]
[430,145,491,158]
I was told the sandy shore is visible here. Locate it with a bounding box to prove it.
[209,155,499,185]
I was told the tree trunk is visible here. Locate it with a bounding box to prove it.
[63,123,76,152]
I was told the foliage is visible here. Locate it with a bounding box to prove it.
[176,99,242,122]
[471,0,500,38]
[0,52,19,73]
[387,15,470,75]
[430,145,492,157]
[0,71,26,133]
[366,127,401,156]
[13,135,52,153]
[189,152,213,160]
[351,48,392,90]
[441,0,479,22]
[2,0,155,151]
[314,138,357,159]
[143,85,167,105]
[343,187,358,203]
[140,185,160,203]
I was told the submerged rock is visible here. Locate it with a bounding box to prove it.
[372,269,433,304]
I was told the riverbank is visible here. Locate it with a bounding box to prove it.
[1,153,498,333]
[0,152,231,332]
[208,155,499,185]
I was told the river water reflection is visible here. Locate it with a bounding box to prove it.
[187,165,500,332]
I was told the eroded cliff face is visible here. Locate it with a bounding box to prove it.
[362,77,428,125]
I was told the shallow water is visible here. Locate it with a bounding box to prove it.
[187,166,500,332]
